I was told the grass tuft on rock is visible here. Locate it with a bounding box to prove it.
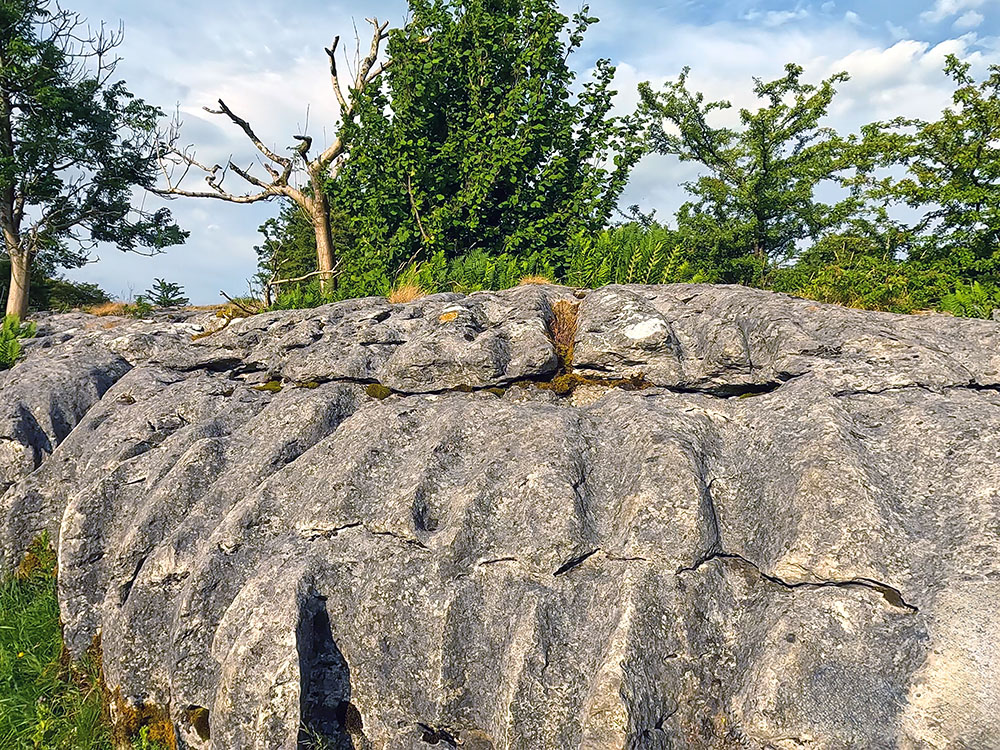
[548,300,579,370]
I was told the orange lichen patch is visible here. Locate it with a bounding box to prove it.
[548,300,579,370]
[517,275,554,286]
[438,311,460,323]
[388,284,426,304]
[85,302,128,317]
[109,687,177,750]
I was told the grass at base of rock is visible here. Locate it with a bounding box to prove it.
[0,535,109,749]
[0,535,167,750]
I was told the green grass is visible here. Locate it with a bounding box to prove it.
[0,534,111,749]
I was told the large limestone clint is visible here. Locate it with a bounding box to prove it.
[1,283,999,750]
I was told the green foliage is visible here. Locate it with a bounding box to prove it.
[270,280,331,311]
[0,314,35,369]
[124,296,153,319]
[852,55,1000,288]
[0,256,109,312]
[255,204,355,302]
[32,278,109,312]
[0,534,111,749]
[144,279,189,307]
[129,725,167,750]
[638,63,855,284]
[253,29,1000,320]
[327,0,643,295]
[940,282,1000,319]
[565,224,702,288]
[0,0,185,314]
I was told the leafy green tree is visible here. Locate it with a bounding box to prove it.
[0,253,108,310]
[328,0,643,296]
[144,278,188,307]
[638,64,855,284]
[0,0,185,317]
[853,55,1000,290]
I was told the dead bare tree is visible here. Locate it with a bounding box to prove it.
[155,18,391,291]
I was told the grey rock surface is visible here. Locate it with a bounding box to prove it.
[2,284,999,749]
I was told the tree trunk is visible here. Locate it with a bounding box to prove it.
[312,192,337,293]
[5,249,30,319]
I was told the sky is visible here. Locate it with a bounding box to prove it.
[62,0,1000,303]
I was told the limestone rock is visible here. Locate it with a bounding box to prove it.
[1,284,999,749]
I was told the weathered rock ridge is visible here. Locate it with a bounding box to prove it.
[2,284,999,749]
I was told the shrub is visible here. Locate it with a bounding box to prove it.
[939,282,1000,319]
[0,314,36,370]
[144,279,189,307]
[564,225,698,288]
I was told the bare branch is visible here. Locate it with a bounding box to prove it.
[219,290,262,314]
[317,18,390,170]
[325,36,349,112]
[203,99,291,167]
[292,134,313,161]
[155,107,302,205]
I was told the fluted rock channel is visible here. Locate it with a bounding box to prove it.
[2,284,999,749]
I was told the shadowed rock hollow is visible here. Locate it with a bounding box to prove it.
[2,284,999,749]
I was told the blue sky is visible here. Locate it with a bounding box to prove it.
[64,0,1000,303]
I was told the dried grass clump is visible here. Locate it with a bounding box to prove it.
[549,300,579,369]
[85,301,128,317]
[517,275,554,286]
[388,284,426,304]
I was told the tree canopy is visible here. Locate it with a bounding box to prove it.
[638,63,855,284]
[0,0,184,316]
[306,0,643,297]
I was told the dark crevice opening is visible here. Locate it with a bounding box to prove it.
[297,593,361,749]
[680,552,918,613]
[554,549,600,577]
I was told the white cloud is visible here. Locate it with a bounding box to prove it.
[921,0,994,24]
[954,10,986,28]
[744,8,810,27]
[887,21,911,38]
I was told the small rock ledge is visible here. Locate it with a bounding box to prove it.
[2,284,999,748]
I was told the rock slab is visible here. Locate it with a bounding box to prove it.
[2,284,999,749]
